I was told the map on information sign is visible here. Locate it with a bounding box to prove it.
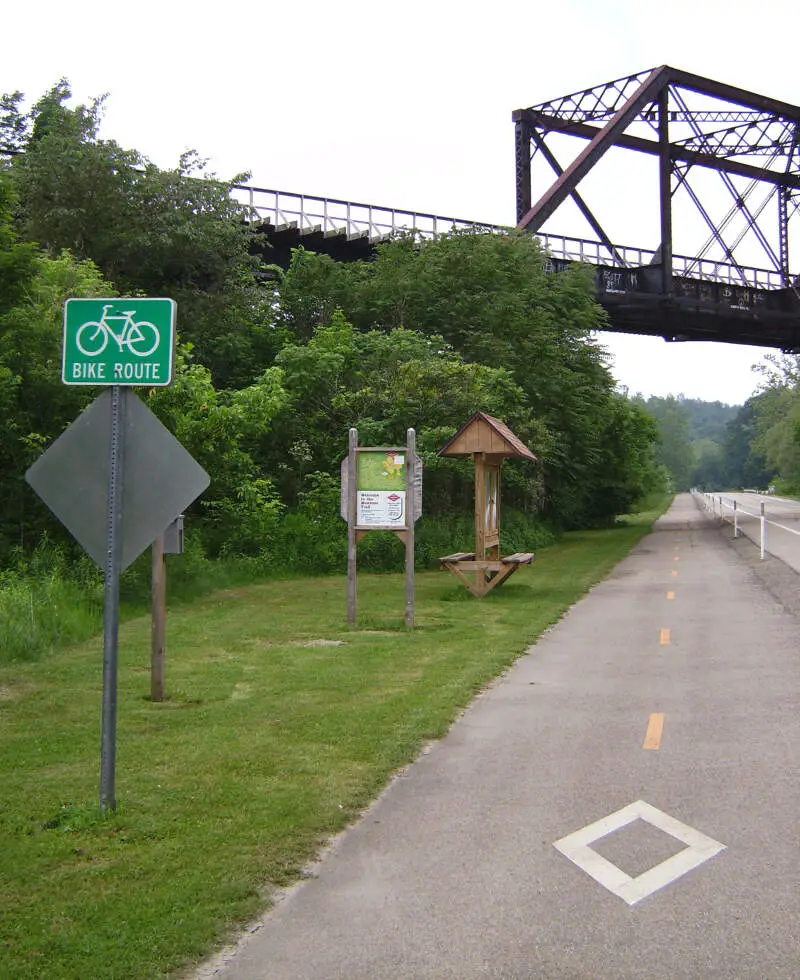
[357,451,406,526]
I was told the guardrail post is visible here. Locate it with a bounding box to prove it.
[733,500,739,538]
[760,501,766,560]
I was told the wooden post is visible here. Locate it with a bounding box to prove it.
[474,453,486,559]
[347,428,358,626]
[405,428,416,629]
[488,462,501,560]
[151,531,166,702]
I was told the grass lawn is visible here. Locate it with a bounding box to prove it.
[0,498,670,979]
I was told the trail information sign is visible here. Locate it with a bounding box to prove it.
[341,429,420,629]
[357,450,407,527]
[340,452,422,524]
[63,298,176,386]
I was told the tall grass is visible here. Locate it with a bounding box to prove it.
[1,506,561,664]
[0,571,101,662]
[1,489,661,665]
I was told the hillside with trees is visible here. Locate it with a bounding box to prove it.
[0,80,670,584]
[9,80,797,581]
[637,393,779,493]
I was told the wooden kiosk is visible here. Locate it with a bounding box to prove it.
[438,412,537,597]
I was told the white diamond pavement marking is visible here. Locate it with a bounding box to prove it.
[553,800,726,906]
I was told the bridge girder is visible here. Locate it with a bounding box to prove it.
[513,66,800,291]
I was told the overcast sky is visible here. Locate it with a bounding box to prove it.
[4,0,797,405]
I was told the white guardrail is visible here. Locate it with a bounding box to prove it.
[692,490,800,560]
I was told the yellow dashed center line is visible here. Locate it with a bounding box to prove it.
[643,713,665,750]
[666,591,675,600]
[659,628,671,645]
[671,569,678,577]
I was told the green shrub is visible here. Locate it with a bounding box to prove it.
[0,570,101,663]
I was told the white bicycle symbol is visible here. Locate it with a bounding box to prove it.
[76,304,160,357]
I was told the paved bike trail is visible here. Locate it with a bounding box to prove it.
[197,494,799,979]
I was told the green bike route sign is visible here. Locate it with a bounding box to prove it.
[62,298,176,386]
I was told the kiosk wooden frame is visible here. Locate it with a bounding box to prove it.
[438,412,537,597]
[342,428,420,628]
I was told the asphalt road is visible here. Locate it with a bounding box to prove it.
[196,494,799,980]
[702,490,800,573]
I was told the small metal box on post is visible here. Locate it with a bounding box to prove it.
[437,412,537,597]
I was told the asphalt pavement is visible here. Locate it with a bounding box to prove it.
[196,493,799,980]
[703,490,800,574]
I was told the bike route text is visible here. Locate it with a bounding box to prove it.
[71,361,165,381]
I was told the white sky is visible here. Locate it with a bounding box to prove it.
[4,0,797,406]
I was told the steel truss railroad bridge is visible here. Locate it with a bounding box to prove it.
[238,66,800,350]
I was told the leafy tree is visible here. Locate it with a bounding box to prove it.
[748,355,800,488]
[146,349,288,557]
[721,397,773,489]
[0,189,112,560]
[680,397,739,442]
[584,394,663,521]
[7,80,279,388]
[266,310,546,512]
[0,173,38,313]
[277,232,647,527]
[690,438,725,490]
[0,91,29,156]
[637,394,747,491]
[641,395,695,491]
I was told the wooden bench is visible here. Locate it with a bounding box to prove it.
[502,552,535,565]
[439,552,476,563]
[439,551,535,596]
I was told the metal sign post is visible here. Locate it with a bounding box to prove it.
[25,297,211,812]
[100,385,127,812]
[404,430,416,629]
[347,428,358,626]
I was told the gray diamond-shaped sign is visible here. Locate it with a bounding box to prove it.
[25,389,210,571]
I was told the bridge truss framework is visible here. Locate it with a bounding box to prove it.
[513,65,800,348]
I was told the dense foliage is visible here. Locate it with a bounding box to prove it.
[1,81,666,581]
[743,353,800,494]
[636,389,787,494]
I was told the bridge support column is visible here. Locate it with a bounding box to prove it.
[778,186,790,286]
[658,88,674,299]
[514,112,532,224]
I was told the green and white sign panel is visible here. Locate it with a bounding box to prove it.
[356,450,407,527]
[63,298,176,386]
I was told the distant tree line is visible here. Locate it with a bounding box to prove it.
[638,393,782,493]
[1,81,669,576]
